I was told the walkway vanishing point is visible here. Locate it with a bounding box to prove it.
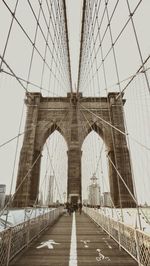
[10,211,137,266]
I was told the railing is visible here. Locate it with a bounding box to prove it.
[84,207,150,266]
[0,207,63,266]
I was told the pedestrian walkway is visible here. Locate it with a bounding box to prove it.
[10,212,138,266]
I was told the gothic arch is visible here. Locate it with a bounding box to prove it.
[81,120,114,155]
[13,92,135,208]
[37,122,69,151]
[81,130,109,200]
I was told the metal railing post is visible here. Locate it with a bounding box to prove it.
[0,208,65,265]
[134,229,141,266]
[118,222,121,251]
[6,228,12,266]
[82,207,150,264]
[27,220,30,248]
[108,216,111,239]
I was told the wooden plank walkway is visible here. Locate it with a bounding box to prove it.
[10,212,138,266]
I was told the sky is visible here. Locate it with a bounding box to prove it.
[0,0,84,201]
[0,0,150,205]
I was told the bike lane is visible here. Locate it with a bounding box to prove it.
[76,212,138,266]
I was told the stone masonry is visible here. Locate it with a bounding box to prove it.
[13,92,135,208]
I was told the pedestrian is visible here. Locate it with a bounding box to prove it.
[73,203,78,212]
[78,202,82,215]
[66,202,71,215]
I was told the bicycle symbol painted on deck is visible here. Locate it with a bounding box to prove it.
[96,249,110,262]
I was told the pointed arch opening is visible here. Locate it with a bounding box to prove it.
[81,130,110,207]
[40,122,69,151]
[39,130,68,206]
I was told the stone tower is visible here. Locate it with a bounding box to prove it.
[13,92,135,208]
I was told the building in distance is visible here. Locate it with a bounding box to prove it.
[0,184,6,209]
[88,174,101,206]
[102,192,112,207]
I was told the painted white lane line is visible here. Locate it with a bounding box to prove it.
[69,212,77,266]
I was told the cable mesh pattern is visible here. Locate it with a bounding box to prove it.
[85,207,150,265]
[0,208,63,266]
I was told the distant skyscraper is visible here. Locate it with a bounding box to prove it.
[103,192,112,207]
[47,175,54,205]
[38,190,43,206]
[88,174,101,206]
[0,184,6,209]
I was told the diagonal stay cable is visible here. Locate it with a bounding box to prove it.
[45,0,71,90]
[1,0,67,92]
[0,69,60,96]
[79,0,143,93]
[116,56,150,100]
[0,0,19,70]
[79,107,124,222]
[107,154,150,226]
[27,0,70,91]
[0,152,42,217]
[79,103,150,151]
[0,54,32,98]
[0,127,35,149]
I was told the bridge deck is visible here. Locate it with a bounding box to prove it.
[10,212,138,266]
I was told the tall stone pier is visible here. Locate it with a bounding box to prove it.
[13,92,135,208]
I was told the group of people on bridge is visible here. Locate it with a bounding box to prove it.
[65,202,82,215]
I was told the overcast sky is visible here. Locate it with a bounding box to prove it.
[0,0,150,205]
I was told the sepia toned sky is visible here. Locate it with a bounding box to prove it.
[0,0,150,204]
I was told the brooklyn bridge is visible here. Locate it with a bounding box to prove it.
[0,0,150,265]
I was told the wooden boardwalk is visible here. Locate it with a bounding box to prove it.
[10,212,138,266]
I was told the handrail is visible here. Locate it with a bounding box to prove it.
[0,207,63,266]
[84,207,150,266]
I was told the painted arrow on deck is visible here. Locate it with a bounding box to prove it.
[80,240,90,248]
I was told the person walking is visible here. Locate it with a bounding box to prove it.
[66,202,71,215]
[78,202,82,215]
